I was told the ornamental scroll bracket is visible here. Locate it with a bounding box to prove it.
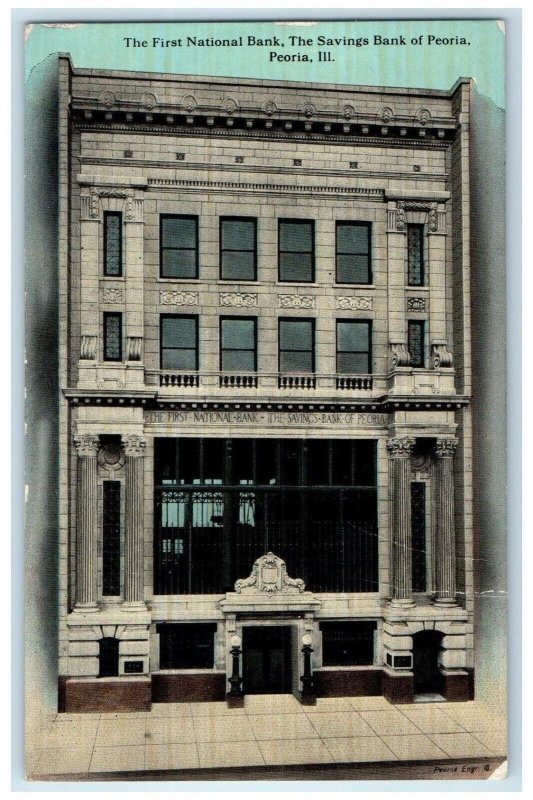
[389,341,411,369]
[431,340,453,368]
[234,553,305,595]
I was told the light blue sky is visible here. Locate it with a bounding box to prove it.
[25,19,505,108]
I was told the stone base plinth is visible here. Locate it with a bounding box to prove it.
[59,677,152,713]
[314,669,383,697]
[382,669,414,703]
[441,669,472,701]
[151,672,226,703]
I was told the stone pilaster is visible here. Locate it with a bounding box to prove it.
[122,435,147,609]
[434,437,459,605]
[387,437,416,607]
[74,434,100,611]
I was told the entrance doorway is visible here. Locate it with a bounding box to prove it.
[242,626,293,694]
[412,630,443,694]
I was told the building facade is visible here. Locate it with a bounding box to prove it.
[57,56,474,712]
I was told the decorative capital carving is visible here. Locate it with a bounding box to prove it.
[279,294,315,309]
[386,438,416,459]
[389,341,411,368]
[219,292,257,308]
[74,434,100,457]
[431,341,453,368]
[406,297,426,312]
[234,552,305,595]
[80,335,97,360]
[393,200,439,232]
[140,92,157,109]
[98,443,125,472]
[337,296,373,311]
[122,435,147,458]
[103,287,124,304]
[126,336,142,362]
[434,438,458,458]
[160,290,199,306]
[263,100,277,117]
[302,102,316,118]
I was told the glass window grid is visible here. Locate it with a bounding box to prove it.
[278,219,315,283]
[407,224,425,286]
[407,319,426,368]
[160,215,199,279]
[160,314,199,371]
[278,318,315,373]
[103,312,122,362]
[335,221,372,284]
[220,316,257,372]
[336,320,372,374]
[220,217,257,281]
[103,211,123,277]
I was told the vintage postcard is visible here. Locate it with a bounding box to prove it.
[24,17,508,783]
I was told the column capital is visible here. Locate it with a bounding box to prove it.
[386,437,416,459]
[74,434,100,457]
[122,434,147,458]
[434,438,459,458]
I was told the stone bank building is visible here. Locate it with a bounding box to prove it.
[57,55,475,712]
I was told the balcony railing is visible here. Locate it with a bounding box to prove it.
[146,370,379,394]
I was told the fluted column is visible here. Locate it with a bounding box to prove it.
[434,438,459,605]
[387,437,416,607]
[122,435,147,609]
[74,434,100,611]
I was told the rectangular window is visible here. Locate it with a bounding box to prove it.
[103,312,122,361]
[220,218,257,281]
[411,482,427,592]
[160,315,198,370]
[103,212,122,277]
[102,481,121,596]
[160,215,198,279]
[336,320,372,374]
[220,317,257,371]
[321,621,377,666]
[407,224,424,286]
[278,220,314,282]
[279,318,314,373]
[157,623,217,669]
[408,320,425,368]
[336,222,371,284]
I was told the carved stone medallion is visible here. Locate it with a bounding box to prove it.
[234,552,305,595]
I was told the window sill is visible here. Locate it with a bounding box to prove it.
[156,277,202,283]
[334,284,375,289]
[153,668,224,675]
[100,276,126,282]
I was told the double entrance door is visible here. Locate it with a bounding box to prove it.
[242,626,293,695]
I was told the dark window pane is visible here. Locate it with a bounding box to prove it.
[162,317,196,348]
[99,638,119,677]
[157,623,216,669]
[221,319,255,349]
[279,320,312,351]
[104,213,122,276]
[161,216,198,278]
[336,223,371,284]
[104,313,122,361]
[407,224,424,286]
[279,222,313,252]
[221,219,255,250]
[221,251,255,280]
[408,321,425,367]
[279,253,313,282]
[162,348,197,370]
[337,321,370,352]
[321,622,376,666]
[337,223,369,254]
[102,481,121,596]
[337,254,370,284]
[280,350,313,372]
[337,352,370,373]
[222,351,256,371]
[162,217,197,248]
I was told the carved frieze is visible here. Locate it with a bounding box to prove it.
[386,437,416,459]
[160,290,199,306]
[336,296,373,311]
[219,293,257,308]
[390,200,440,233]
[406,297,426,312]
[74,434,100,457]
[102,287,124,304]
[122,435,147,458]
[431,341,453,368]
[234,552,305,595]
[81,187,142,222]
[279,295,315,309]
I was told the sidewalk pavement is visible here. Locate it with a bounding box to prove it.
[27,694,507,780]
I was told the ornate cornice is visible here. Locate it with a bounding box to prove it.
[386,437,416,459]
[147,177,384,199]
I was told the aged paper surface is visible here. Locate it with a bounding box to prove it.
[24,17,507,783]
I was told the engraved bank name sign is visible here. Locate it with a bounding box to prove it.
[145,410,387,426]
